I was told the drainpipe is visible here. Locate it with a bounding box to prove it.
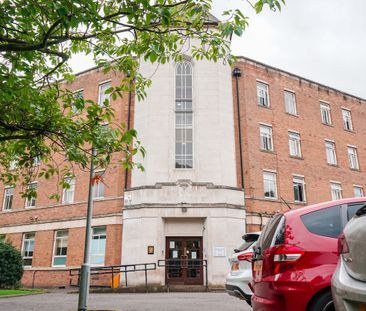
[233,67,245,190]
[124,88,132,190]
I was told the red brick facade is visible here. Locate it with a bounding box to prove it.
[0,57,365,286]
[233,57,366,231]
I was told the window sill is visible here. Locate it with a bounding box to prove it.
[263,197,279,201]
[25,206,36,209]
[344,129,355,133]
[327,163,339,167]
[258,104,271,109]
[289,155,303,160]
[350,168,360,172]
[294,201,307,205]
[260,149,276,155]
[285,112,299,118]
[322,122,333,127]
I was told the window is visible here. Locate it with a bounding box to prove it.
[22,233,35,266]
[260,125,273,151]
[347,202,366,220]
[263,171,277,199]
[348,146,359,170]
[342,109,353,131]
[284,90,297,115]
[91,227,106,265]
[32,155,41,166]
[9,159,17,171]
[62,177,75,204]
[257,82,269,107]
[25,182,37,208]
[330,182,342,200]
[72,90,84,113]
[293,176,306,202]
[93,171,105,199]
[354,186,364,198]
[288,131,301,157]
[98,82,111,107]
[301,205,342,238]
[175,61,193,169]
[2,186,14,211]
[53,230,68,266]
[325,141,337,165]
[320,102,332,125]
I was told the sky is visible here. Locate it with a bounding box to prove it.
[69,0,366,98]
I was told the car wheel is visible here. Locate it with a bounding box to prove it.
[308,290,335,311]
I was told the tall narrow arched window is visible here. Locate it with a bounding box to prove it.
[175,61,193,169]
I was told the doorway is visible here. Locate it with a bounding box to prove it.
[165,237,203,285]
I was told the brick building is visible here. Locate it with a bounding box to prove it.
[0,53,365,288]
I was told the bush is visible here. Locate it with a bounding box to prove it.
[0,241,24,288]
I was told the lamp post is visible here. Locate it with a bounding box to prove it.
[78,147,96,311]
[232,67,244,190]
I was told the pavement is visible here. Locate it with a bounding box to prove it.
[0,291,252,311]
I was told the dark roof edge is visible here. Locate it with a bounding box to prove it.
[235,56,366,102]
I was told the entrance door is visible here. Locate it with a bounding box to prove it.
[165,237,203,285]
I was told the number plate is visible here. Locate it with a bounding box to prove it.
[359,303,366,311]
[253,260,263,281]
[231,262,240,271]
[253,260,263,272]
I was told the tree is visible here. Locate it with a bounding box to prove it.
[0,0,284,197]
[0,240,24,288]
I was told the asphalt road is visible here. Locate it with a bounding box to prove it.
[0,292,251,311]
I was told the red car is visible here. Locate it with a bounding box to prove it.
[251,197,366,311]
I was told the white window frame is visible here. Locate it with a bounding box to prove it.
[347,146,359,170]
[62,177,75,204]
[320,102,332,125]
[330,182,343,200]
[72,89,84,113]
[260,124,274,152]
[263,171,278,199]
[284,90,297,115]
[25,182,38,208]
[93,171,105,199]
[32,155,41,166]
[325,140,337,165]
[288,131,302,157]
[353,185,364,198]
[257,81,270,107]
[91,226,107,266]
[175,61,193,169]
[293,176,306,203]
[2,186,14,211]
[22,233,35,267]
[342,108,353,131]
[52,230,68,267]
[98,81,111,107]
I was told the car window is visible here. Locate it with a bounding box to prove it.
[236,241,254,252]
[260,214,283,250]
[301,205,342,238]
[347,202,366,220]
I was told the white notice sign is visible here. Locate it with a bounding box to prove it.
[213,246,226,257]
[170,241,175,249]
[172,250,178,258]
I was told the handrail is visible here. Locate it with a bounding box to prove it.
[69,263,157,289]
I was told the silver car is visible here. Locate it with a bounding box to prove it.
[332,203,366,311]
[225,232,260,306]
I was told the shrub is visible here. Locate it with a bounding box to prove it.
[0,240,24,288]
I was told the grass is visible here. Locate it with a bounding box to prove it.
[0,288,44,297]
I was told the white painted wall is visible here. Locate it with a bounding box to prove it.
[132,41,237,187]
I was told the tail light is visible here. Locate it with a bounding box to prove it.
[273,244,305,274]
[337,232,349,256]
[238,252,253,262]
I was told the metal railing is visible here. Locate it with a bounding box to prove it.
[69,263,157,289]
[158,259,208,289]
